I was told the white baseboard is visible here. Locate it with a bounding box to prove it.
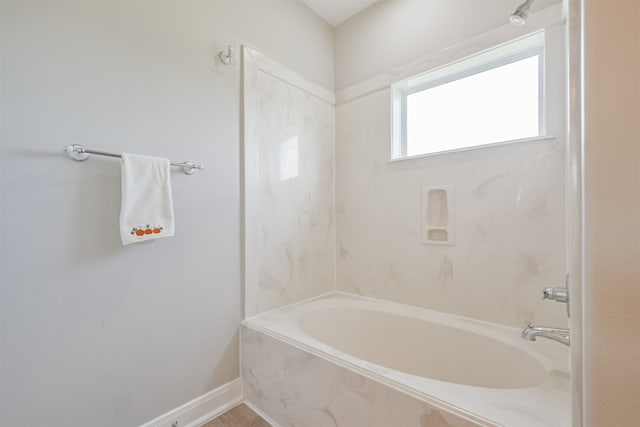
[140,378,243,427]
[243,399,283,427]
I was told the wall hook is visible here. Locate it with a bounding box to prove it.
[219,45,235,65]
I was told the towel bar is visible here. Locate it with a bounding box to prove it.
[64,144,204,175]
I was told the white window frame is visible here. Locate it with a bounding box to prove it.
[391,31,546,159]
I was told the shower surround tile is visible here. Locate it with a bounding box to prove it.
[243,49,335,318]
[335,89,567,328]
[241,325,479,427]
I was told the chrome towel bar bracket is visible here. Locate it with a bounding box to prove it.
[64,144,205,175]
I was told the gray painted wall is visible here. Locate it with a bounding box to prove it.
[0,1,333,426]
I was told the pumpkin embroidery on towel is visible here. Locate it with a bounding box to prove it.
[131,225,163,236]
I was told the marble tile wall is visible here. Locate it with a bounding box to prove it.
[242,325,480,427]
[244,51,335,317]
[335,89,567,328]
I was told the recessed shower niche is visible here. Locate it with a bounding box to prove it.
[422,185,454,245]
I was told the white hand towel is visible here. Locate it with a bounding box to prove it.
[120,153,175,245]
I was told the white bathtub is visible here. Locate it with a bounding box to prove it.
[242,292,570,426]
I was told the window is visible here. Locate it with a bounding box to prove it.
[392,32,544,159]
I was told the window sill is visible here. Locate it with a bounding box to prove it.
[387,135,557,163]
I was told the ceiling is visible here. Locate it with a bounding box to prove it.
[301,0,381,26]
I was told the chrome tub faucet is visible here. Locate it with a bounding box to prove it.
[521,324,570,346]
[521,279,571,346]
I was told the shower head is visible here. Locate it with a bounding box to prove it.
[510,0,534,25]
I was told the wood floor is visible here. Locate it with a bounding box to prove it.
[202,404,271,427]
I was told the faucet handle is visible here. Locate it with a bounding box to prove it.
[543,287,569,303]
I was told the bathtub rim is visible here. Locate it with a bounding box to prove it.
[245,290,567,374]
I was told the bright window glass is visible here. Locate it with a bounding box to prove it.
[392,32,546,159]
[405,55,540,156]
